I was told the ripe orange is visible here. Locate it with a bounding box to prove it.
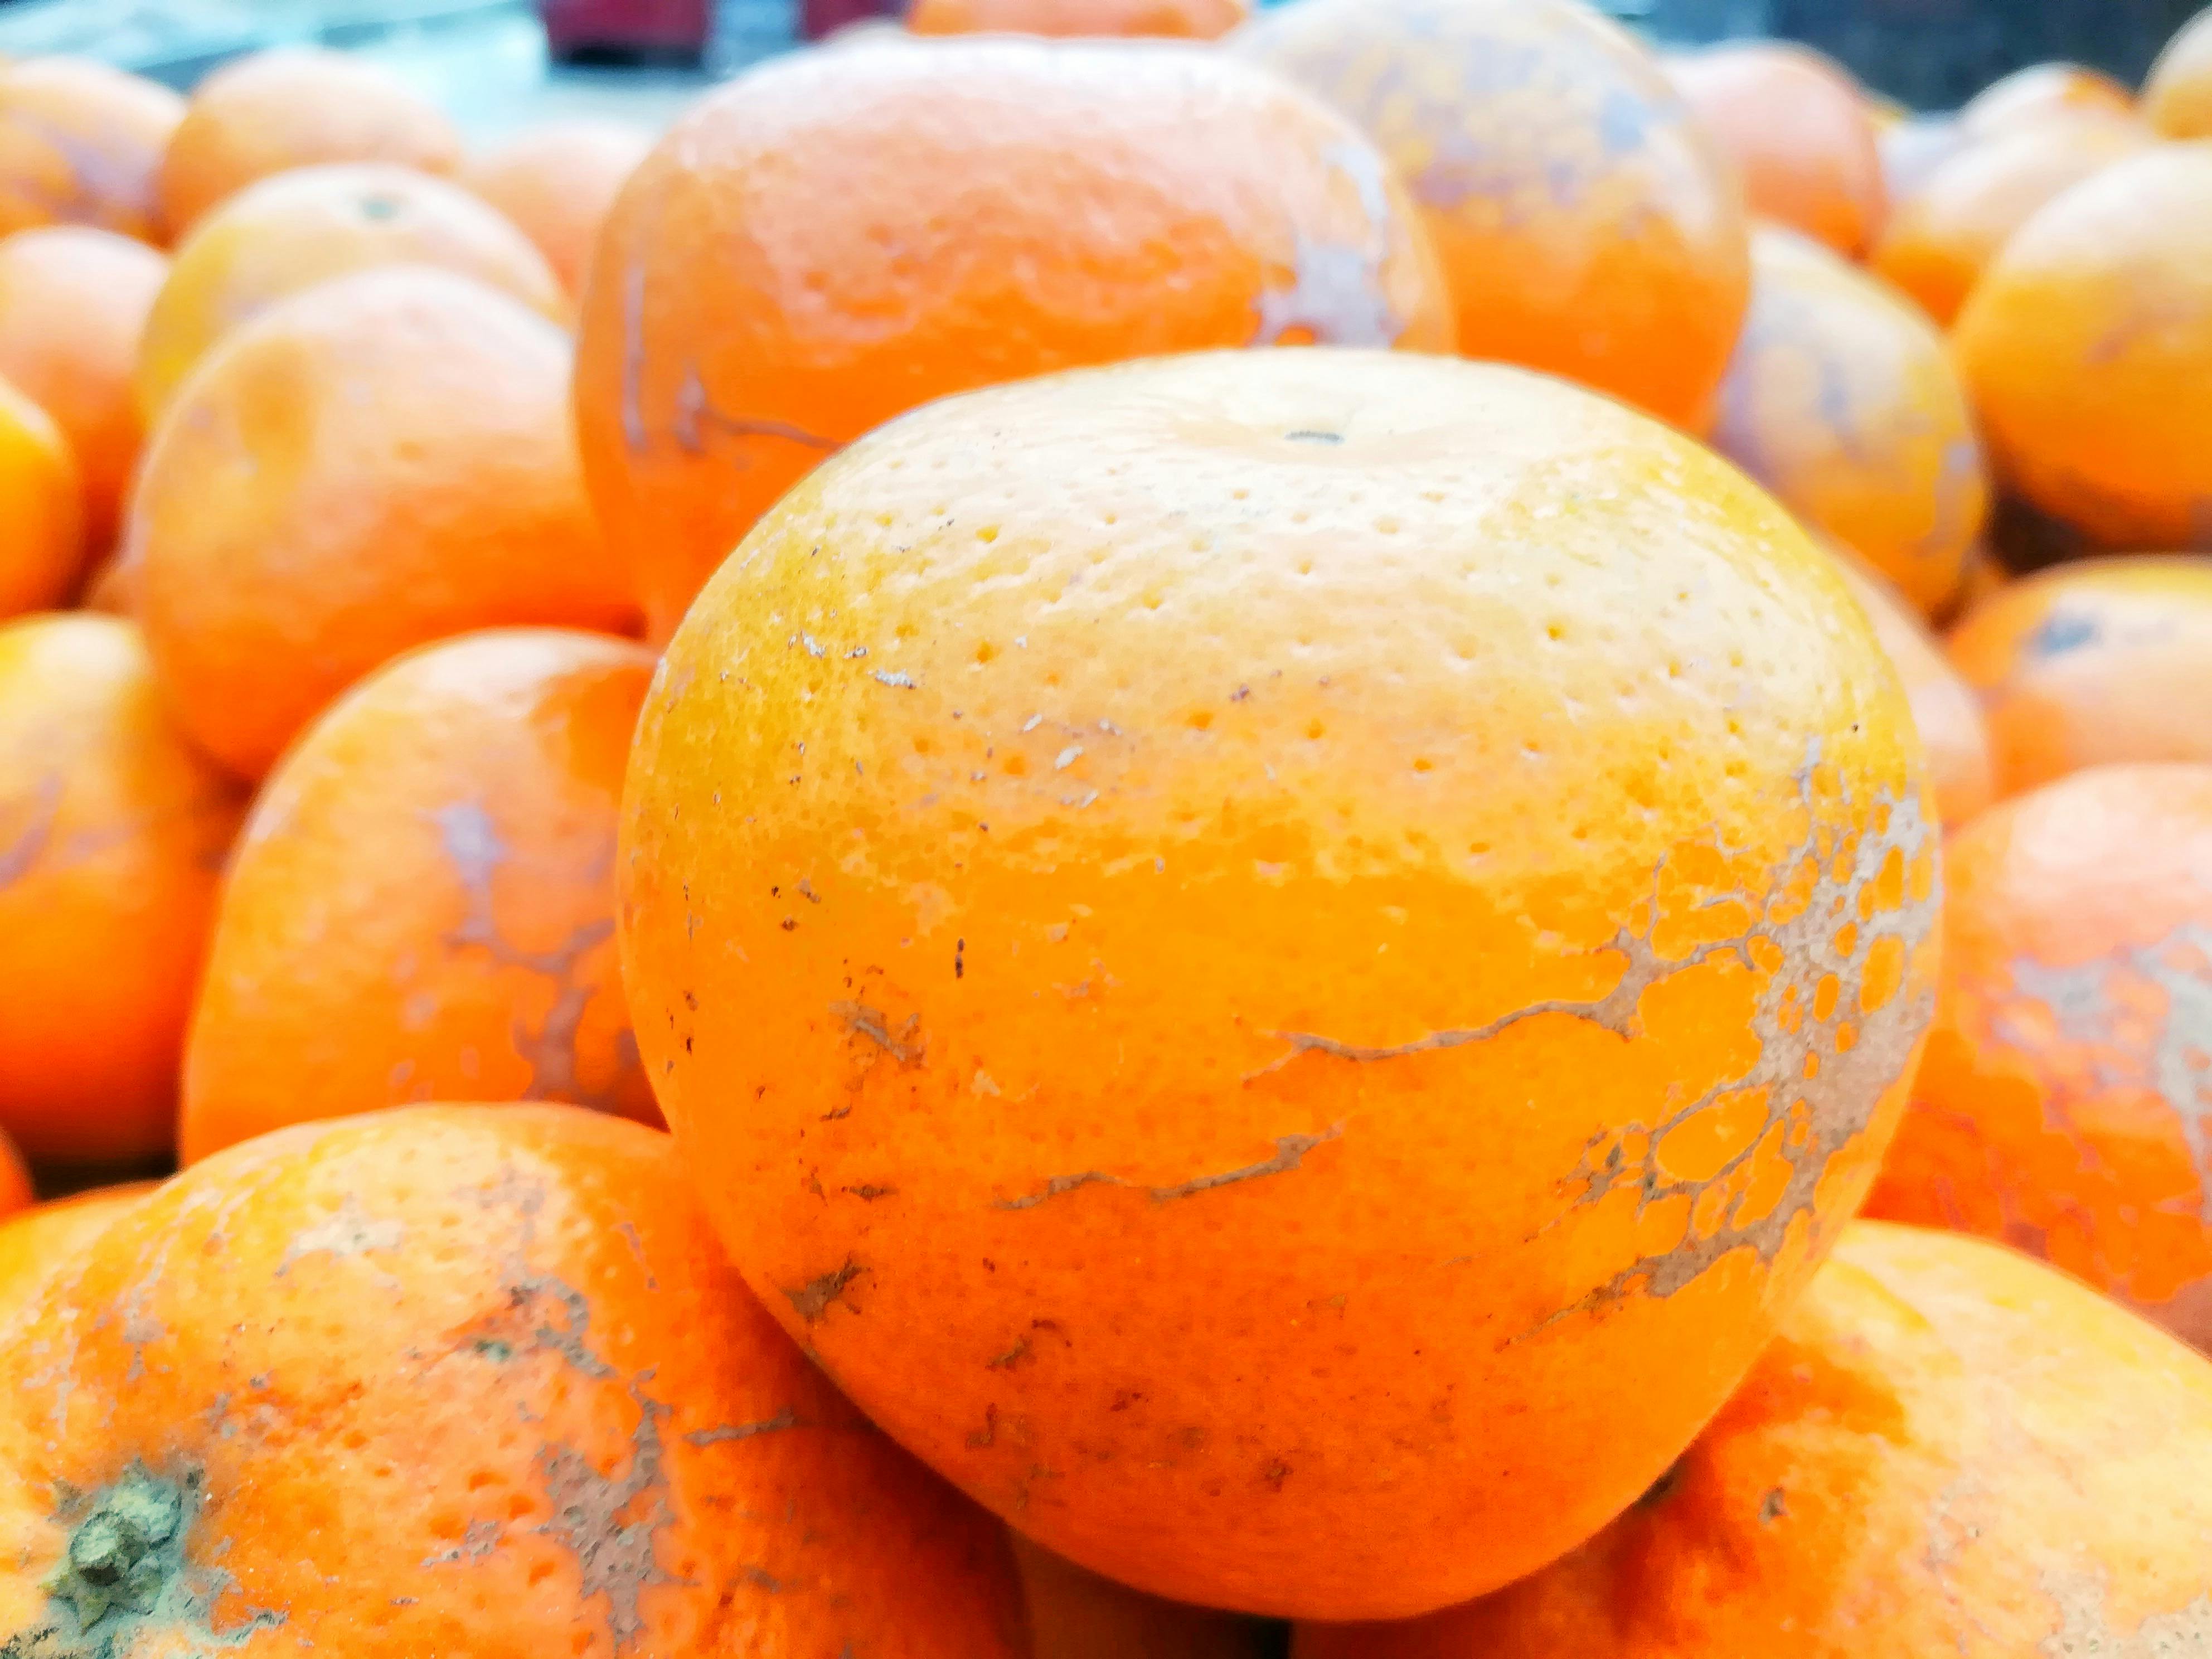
[618,349,1939,1619]
[1958,61,2135,141]
[1014,1536,1269,1659]
[0,614,243,1166]
[1298,1221,2212,1657]
[2147,7,2212,139]
[1866,765,2212,1346]
[1947,537,2010,619]
[1664,42,1884,258]
[157,45,465,237]
[1944,555,2212,799]
[182,629,659,1163]
[0,1105,1030,1656]
[132,265,634,782]
[1873,114,2151,328]
[0,57,182,241]
[0,1183,153,1326]
[134,161,565,423]
[1711,228,1986,617]
[1830,552,1993,829]
[909,0,1250,34]
[1953,144,2212,550]
[0,371,81,619]
[459,118,651,298]
[576,37,1449,643]
[1232,0,1749,433]
[0,226,167,550]
[0,1131,25,1224]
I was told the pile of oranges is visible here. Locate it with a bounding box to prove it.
[2,0,2211,1652]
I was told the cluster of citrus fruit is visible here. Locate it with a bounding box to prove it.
[2,0,2211,1651]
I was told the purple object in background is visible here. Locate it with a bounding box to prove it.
[799,0,900,37]
[540,0,714,64]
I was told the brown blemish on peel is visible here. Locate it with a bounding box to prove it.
[995,1127,1345,1212]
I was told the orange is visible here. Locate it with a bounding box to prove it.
[1871,115,2152,327]
[135,161,565,423]
[1711,228,1987,617]
[1297,1221,2212,1657]
[2147,7,2212,139]
[0,1130,25,1223]
[132,265,634,783]
[909,0,1250,35]
[0,370,81,619]
[157,45,465,237]
[1866,765,2212,1347]
[458,118,651,299]
[0,1105,1030,1656]
[1664,42,1884,258]
[1944,555,2212,798]
[0,614,243,1166]
[0,226,167,550]
[0,1183,153,1326]
[618,349,1939,1619]
[1874,114,1967,216]
[1954,144,2212,550]
[182,629,659,1164]
[1947,537,2011,619]
[1232,0,1748,432]
[0,57,182,241]
[1013,1536,1270,1659]
[575,38,1450,644]
[1958,61,2135,141]
[1830,551,1993,830]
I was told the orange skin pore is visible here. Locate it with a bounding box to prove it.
[1944,555,2212,801]
[618,350,1939,1621]
[132,265,636,783]
[1013,1535,1269,1659]
[1953,144,2212,551]
[1663,42,1884,258]
[2147,7,2212,139]
[0,58,183,242]
[1873,115,2152,328]
[1296,1221,2212,1657]
[0,615,244,1166]
[575,38,1451,644]
[1231,0,1748,433]
[0,1183,155,1324]
[907,0,1251,35]
[0,1105,1031,1657]
[459,119,651,299]
[1958,61,2136,142]
[1865,766,2212,1348]
[182,629,659,1165]
[1830,552,1994,830]
[134,161,566,425]
[0,226,167,550]
[1711,228,1987,618]
[157,46,465,239]
[0,371,83,620]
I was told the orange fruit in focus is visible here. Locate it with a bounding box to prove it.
[182,629,659,1165]
[1665,42,1884,258]
[1830,552,1993,830]
[459,118,651,299]
[0,58,182,241]
[157,46,465,238]
[0,1105,1030,1657]
[0,1183,154,1326]
[909,0,1250,35]
[1866,765,2212,1346]
[2147,7,2212,139]
[618,350,1939,1619]
[1233,0,1748,432]
[132,265,634,783]
[1872,115,2151,327]
[0,372,81,619]
[1297,1221,2212,1657]
[1944,555,2212,798]
[135,162,565,424]
[575,39,1451,644]
[0,615,243,1167]
[1954,144,2212,551]
[1958,61,2135,141]
[1711,228,1986,617]
[0,226,167,550]
[1014,1535,1269,1659]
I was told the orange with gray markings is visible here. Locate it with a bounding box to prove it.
[0,1106,1029,1657]
[618,350,1940,1621]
